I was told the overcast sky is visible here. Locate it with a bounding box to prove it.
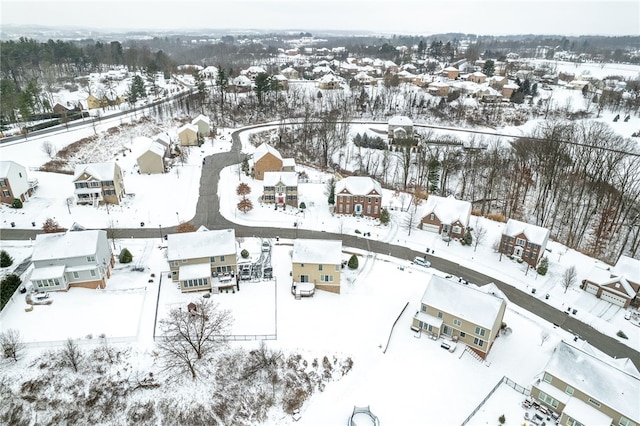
[2,0,639,36]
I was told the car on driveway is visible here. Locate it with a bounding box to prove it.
[262,240,271,252]
[413,256,431,268]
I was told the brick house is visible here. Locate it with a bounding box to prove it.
[0,161,38,204]
[418,195,472,240]
[499,219,550,268]
[335,176,382,218]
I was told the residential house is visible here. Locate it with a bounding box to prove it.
[442,66,460,80]
[568,80,591,92]
[29,230,114,291]
[335,176,382,218]
[252,143,296,180]
[499,219,550,268]
[86,93,125,110]
[427,82,450,97]
[177,123,199,146]
[280,67,299,80]
[229,75,253,93]
[501,82,520,100]
[388,115,414,140]
[316,73,344,90]
[582,256,640,308]
[137,138,169,174]
[530,340,639,426]
[191,114,211,137]
[467,71,487,84]
[167,229,238,293]
[263,171,298,207]
[489,76,508,91]
[412,276,507,359]
[272,74,289,90]
[418,195,472,240]
[243,66,267,81]
[73,162,125,205]
[0,161,38,204]
[292,239,342,294]
[354,72,375,86]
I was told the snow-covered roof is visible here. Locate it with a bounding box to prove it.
[32,230,107,261]
[443,66,459,72]
[155,133,171,146]
[179,263,211,280]
[178,123,198,134]
[263,171,298,186]
[253,143,283,163]
[563,396,612,425]
[388,115,413,127]
[470,71,486,77]
[73,162,117,181]
[418,195,471,226]
[316,73,343,84]
[282,158,296,168]
[144,140,167,157]
[292,239,341,265]
[167,229,236,261]
[543,341,640,421]
[232,75,252,86]
[245,65,266,74]
[613,255,640,284]
[191,114,210,125]
[420,275,506,330]
[30,264,66,281]
[503,219,550,246]
[0,160,25,177]
[335,176,382,196]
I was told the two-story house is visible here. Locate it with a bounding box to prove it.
[73,162,125,205]
[531,340,639,426]
[252,143,296,180]
[177,123,199,146]
[418,195,472,240]
[29,230,114,291]
[191,114,211,137]
[263,171,298,207]
[412,276,507,359]
[499,219,550,268]
[0,160,38,204]
[335,176,382,219]
[137,137,169,174]
[582,255,640,308]
[292,239,342,294]
[167,229,238,293]
[388,115,414,140]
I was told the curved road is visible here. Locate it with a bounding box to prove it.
[2,122,639,367]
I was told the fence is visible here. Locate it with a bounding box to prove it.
[460,376,530,426]
[382,301,409,354]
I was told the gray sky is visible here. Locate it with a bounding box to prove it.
[2,0,639,36]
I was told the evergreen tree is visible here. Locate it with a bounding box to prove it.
[0,274,21,311]
[11,198,22,209]
[119,248,133,264]
[253,73,272,107]
[461,229,473,246]
[482,59,495,77]
[379,207,390,225]
[327,177,336,205]
[537,257,549,276]
[347,254,359,269]
[0,250,13,268]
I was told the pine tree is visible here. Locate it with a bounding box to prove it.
[0,250,13,268]
[462,229,473,246]
[11,199,22,209]
[537,257,549,276]
[379,208,390,225]
[347,254,358,269]
[327,178,336,205]
[119,248,133,264]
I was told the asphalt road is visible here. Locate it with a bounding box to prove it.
[1,122,639,367]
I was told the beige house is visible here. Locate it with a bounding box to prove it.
[427,82,450,97]
[499,219,550,268]
[412,276,507,359]
[0,160,38,204]
[442,66,459,80]
[418,195,472,240]
[292,239,342,294]
[263,171,298,207]
[281,67,299,80]
[531,340,639,426]
[86,93,125,110]
[177,123,199,146]
[581,255,640,308]
[316,73,344,90]
[191,114,211,137]
[137,138,169,174]
[388,115,414,140]
[252,143,295,180]
[167,229,238,293]
[467,71,487,84]
[73,162,125,205]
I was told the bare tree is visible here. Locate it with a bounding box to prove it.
[156,299,233,379]
[473,220,487,252]
[540,330,550,346]
[41,140,56,158]
[0,329,25,362]
[561,265,577,294]
[61,338,83,372]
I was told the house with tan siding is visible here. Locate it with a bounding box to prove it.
[316,73,344,90]
[167,229,238,293]
[191,114,211,137]
[177,123,199,146]
[292,239,342,294]
[412,276,507,359]
[335,176,382,218]
[530,340,639,426]
[499,219,550,268]
[0,161,38,204]
[73,162,125,205]
[29,230,114,291]
[263,171,298,207]
[418,195,471,240]
[427,82,450,97]
[137,138,169,174]
[442,66,459,80]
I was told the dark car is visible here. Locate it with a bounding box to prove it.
[263,267,273,279]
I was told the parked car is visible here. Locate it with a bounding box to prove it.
[263,266,273,279]
[239,263,252,280]
[413,256,431,268]
[261,240,271,252]
[624,311,632,320]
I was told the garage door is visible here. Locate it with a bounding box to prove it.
[585,283,599,295]
[600,291,627,307]
[422,224,440,233]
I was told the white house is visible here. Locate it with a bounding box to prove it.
[30,230,114,291]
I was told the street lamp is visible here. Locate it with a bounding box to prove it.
[159,224,163,242]
[176,212,180,223]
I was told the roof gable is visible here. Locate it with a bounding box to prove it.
[503,219,550,246]
[335,176,382,197]
[419,195,472,226]
[263,171,298,186]
[73,162,117,181]
[253,143,283,163]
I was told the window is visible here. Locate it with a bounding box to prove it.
[346,205,350,213]
[104,189,116,195]
[475,326,486,336]
[588,398,600,408]
[90,270,96,277]
[452,226,461,234]
[320,275,333,282]
[430,213,435,220]
[73,271,79,279]
[538,391,559,408]
[567,417,584,426]
[170,261,179,267]
[619,416,636,426]
[182,259,188,263]
[90,181,100,187]
[421,305,426,312]
[367,197,371,203]
[318,264,323,271]
[210,256,216,263]
[335,264,339,271]
[374,206,378,214]
[220,255,225,262]
[543,373,552,383]
[366,205,371,214]
[87,256,96,262]
[338,205,343,213]
[437,311,443,319]
[459,331,466,337]
[516,238,526,246]
[2,190,10,197]
[565,386,574,395]
[0,179,5,186]
[102,180,114,186]
[473,337,484,347]
[375,198,379,204]
[300,263,305,268]
[453,319,461,327]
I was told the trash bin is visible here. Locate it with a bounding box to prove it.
[531,288,536,294]
[10,222,15,227]
[572,309,577,315]
[140,222,144,227]
[545,294,550,300]
[32,222,36,227]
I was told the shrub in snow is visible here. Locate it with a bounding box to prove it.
[348,254,359,269]
[461,229,473,246]
[119,248,133,264]
[537,257,549,276]
[499,414,506,424]
[0,274,21,311]
[0,250,13,267]
[299,202,306,210]
[617,330,628,339]
[11,198,23,209]
[379,207,390,225]
[241,249,249,259]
